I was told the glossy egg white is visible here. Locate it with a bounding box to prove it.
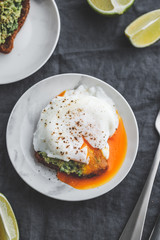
[33,85,119,164]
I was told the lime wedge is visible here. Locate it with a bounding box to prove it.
[0,194,19,240]
[87,0,135,15]
[125,9,160,48]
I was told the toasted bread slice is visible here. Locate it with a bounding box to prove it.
[35,151,108,178]
[0,0,30,54]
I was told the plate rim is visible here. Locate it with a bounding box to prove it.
[6,73,139,201]
[0,0,61,85]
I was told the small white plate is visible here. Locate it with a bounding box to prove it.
[6,74,139,201]
[0,0,60,84]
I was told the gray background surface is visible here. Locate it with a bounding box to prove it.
[0,0,160,239]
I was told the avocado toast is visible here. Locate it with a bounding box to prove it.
[0,0,30,53]
[35,150,108,178]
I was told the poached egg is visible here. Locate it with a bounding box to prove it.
[33,85,119,164]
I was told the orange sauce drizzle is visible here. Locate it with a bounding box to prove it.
[58,90,66,97]
[57,117,127,190]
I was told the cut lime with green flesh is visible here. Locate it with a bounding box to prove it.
[125,9,160,48]
[87,0,135,15]
[0,194,19,240]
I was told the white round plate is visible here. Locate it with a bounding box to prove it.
[6,74,139,201]
[0,0,60,84]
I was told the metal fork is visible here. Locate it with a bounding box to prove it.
[119,110,160,240]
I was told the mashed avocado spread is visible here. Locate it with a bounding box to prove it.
[0,0,23,44]
[39,152,85,177]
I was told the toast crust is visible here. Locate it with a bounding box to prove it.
[35,152,60,172]
[0,0,30,53]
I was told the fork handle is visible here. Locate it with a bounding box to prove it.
[119,142,160,240]
[149,212,160,240]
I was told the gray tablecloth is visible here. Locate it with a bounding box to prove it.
[0,0,160,239]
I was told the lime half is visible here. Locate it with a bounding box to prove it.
[0,194,19,240]
[87,0,135,15]
[125,9,160,48]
